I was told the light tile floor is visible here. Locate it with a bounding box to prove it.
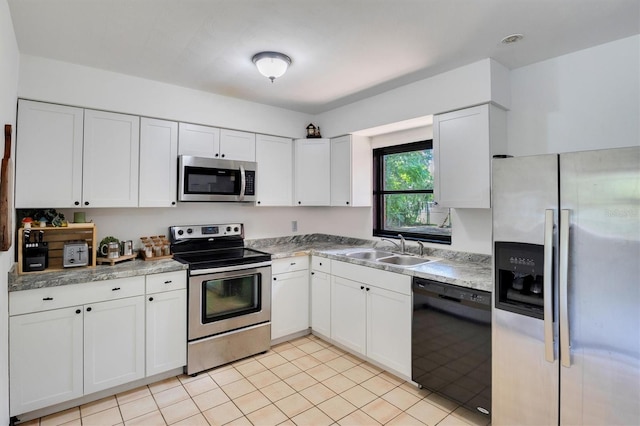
[19,335,490,426]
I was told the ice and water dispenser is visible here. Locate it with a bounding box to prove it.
[494,242,546,319]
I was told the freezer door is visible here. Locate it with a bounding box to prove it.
[559,147,640,425]
[491,154,560,425]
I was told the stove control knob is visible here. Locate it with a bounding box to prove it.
[226,226,231,232]
[177,230,184,236]
[186,228,193,234]
[234,226,239,232]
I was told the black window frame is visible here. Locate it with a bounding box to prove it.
[372,140,451,245]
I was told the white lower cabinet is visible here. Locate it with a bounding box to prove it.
[329,260,412,377]
[83,296,145,394]
[310,256,331,338]
[9,307,84,415]
[271,257,310,341]
[330,276,367,354]
[146,271,187,376]
[8,271,187,417]
[366,285,412,375]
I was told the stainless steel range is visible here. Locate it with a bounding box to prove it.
[170,223,272,375]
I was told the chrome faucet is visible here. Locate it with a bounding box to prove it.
[417,241,425,256]
[381,238,401,252]
[398,234,406,254]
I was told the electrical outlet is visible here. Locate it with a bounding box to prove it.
[292,220,298,232]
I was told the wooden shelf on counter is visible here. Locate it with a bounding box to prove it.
[17,223,97,274]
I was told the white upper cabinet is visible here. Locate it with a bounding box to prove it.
[139,118,178,207]
[220,129,256,162]
[255,134,293,206]
[294,138,331,206]
[433,103,507,208]
[83,110,140,208]
[178,124,255,161]
[330,135,372,207]
[178,123,220,158]
[15,100,84,208]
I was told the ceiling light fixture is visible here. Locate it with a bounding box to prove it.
[252,51,291,83]
[501,33,524,44]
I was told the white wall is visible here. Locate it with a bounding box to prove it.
[0,0,19,423]
[317,58,510,137]
[508,35,640,155]
[18,55,312,139]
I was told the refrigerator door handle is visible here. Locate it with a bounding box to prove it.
[544,209,555,362]
[560,209,571,367]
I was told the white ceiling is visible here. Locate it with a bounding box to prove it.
[8,0,640,114]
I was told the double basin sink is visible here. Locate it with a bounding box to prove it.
[344,249,437,267]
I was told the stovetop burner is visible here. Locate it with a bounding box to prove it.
[173,247,271,271]
[169,223,271,272]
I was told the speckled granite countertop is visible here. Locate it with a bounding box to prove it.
[9,234,492,293]
[8,259,188,292]
[247,234,492,293]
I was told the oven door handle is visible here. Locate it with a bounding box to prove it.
[239,165,246,201]
[189,261,272,276]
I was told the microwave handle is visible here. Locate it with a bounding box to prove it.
[239,165,246,201]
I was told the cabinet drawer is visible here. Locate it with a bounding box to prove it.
[331,260,411,296]
[9,277,145,316]
[146,270,187,294]
[272,256,310,275]
[311,256,331,273]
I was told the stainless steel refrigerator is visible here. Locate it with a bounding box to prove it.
[491,146,639,425]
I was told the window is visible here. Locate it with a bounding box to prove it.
[373,140,451,244]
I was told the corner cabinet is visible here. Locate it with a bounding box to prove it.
[294,138,331,206]
[330,135,372,207]
[310,256,331,339]
[255,134,293,206]
[139,118,178,207]
[433,103,507,208]
[15,100,84,208]
[82,110,140,208]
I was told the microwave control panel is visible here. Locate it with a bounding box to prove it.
[245,171,255,195]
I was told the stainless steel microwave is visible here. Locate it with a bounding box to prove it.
[178,155,257,202]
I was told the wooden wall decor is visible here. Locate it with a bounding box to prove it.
[1,124,13,251]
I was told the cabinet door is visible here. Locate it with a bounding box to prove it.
[271,269,310,340]
[9,307,83,416]
[366,286,412,377]
[310,269,331,338]
[83,110,140,207]
[139,118,178,207]
[220,129,256,161]
[255,134,293,206]
[146,289,187,376]
[84,296,145,394]
[330,135,352,206]
[294,138,331,206]
[433,104,490,208]
[15,100,84,208]
[330,275,366,355]
[178,122,220,158]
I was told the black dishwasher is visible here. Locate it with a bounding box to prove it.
[412,277,491,417]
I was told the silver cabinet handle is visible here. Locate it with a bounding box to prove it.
[559,209,571,367]
[543,209,555,362]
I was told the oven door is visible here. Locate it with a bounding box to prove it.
[188,265,271,340]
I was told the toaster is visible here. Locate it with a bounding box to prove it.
[63,240,89,267]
